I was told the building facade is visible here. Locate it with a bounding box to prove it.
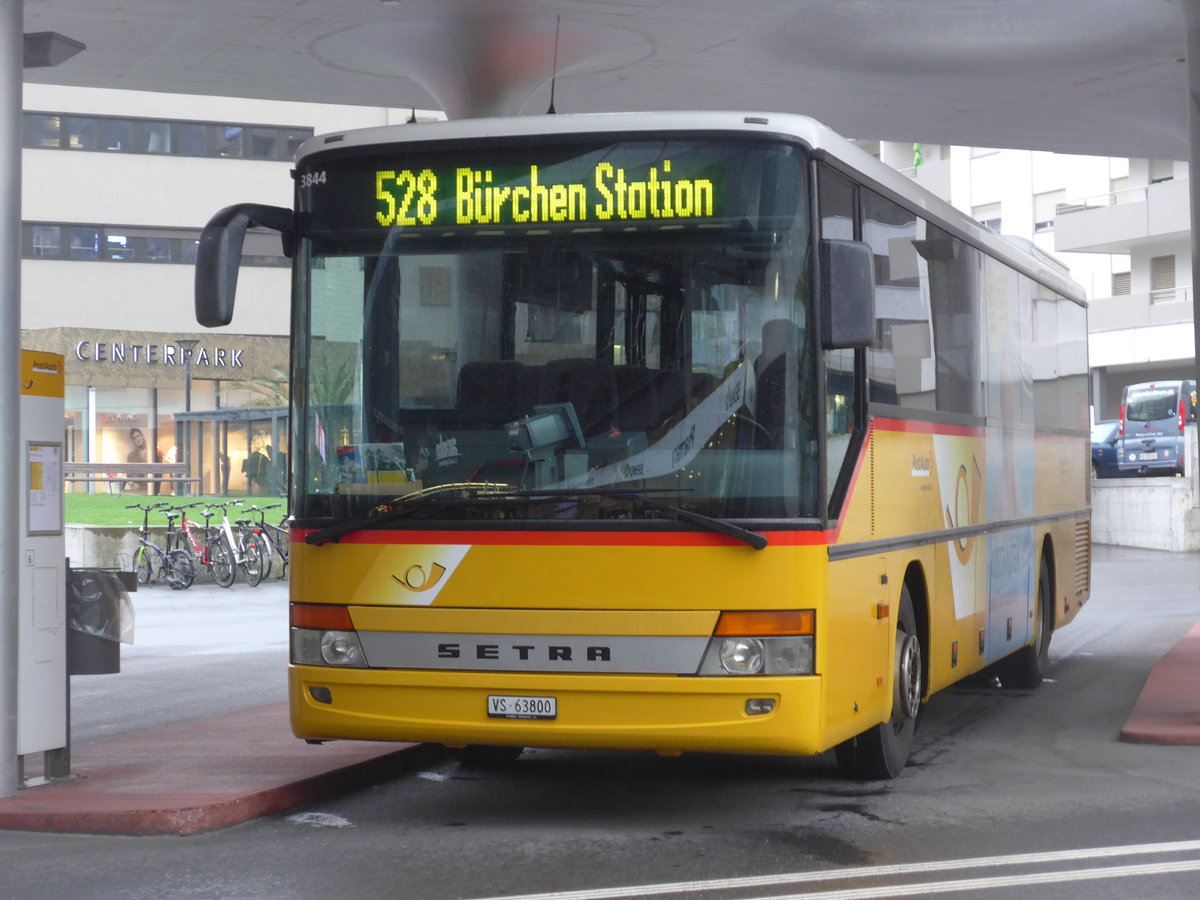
[866,140,1192,422]
[21,83,437,494]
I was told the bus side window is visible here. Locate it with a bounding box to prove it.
[817,166,859,510]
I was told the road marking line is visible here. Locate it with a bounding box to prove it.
[750,858,1200,899]
[467,838,1200,900]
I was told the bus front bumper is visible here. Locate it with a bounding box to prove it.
[289,665,828,756]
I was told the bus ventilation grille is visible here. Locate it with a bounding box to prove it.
[1074,519,1091,597]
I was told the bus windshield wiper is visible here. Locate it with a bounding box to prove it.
[305,484,767,551]
[506,488,768,550]
[304,482,511,546]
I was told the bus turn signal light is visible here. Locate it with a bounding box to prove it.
[714,610,814,636]
[291,603,354,630]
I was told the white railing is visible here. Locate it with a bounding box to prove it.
[1059,178,1188,216]
[1150,285,1193,304]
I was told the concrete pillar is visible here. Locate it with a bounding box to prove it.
[0,0,23,800]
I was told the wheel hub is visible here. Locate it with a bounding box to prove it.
[895,632,922,720]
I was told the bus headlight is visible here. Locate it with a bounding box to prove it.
[291,628,368,667]
[720,638,764,674]
[320,631,365,666]
[290,603,369,668]
[698,611,815,676]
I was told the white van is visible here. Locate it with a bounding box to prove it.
[1118,380,1197,475]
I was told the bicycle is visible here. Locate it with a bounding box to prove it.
[243,504,289,580]
[127,502,194,589]
[210,501,266,587]
[173,503,237,588]
[231,505,270,588]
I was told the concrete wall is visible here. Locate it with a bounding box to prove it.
[1091,478,1200,551]
[1091,425,1200,551]
[66,524,149,572]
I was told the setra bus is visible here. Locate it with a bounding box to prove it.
[195,112,1091,778]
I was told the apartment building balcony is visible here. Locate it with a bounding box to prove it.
[1055,178,1190,254]
[1087,287,1194,332]
[1088,288,1194,368]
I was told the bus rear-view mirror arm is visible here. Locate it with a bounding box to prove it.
[195,203,295,327]
[820,238,876,350]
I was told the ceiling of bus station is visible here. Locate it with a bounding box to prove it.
[21,0,1196,161]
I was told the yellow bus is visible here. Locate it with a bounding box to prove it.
[196,112,1091,778]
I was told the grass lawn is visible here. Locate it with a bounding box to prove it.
[66,493,287,527]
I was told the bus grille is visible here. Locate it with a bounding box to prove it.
[1074,518,1091,597]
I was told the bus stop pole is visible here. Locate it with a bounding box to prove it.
[0,0,23,800]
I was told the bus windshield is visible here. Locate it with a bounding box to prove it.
[293,136,817,524]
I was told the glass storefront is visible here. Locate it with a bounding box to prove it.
[45,328,289,496]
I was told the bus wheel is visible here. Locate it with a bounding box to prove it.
[835,587,921,780]
[998,556,1053,690]
[455,745,525,768]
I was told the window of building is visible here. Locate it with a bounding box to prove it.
[138,121,172,153]
[23,113,61,148]
[248,127,279,160]
[1150,255,1176,302]
[973,202,1001,233]
[23,111,313,162]
[22,222,287,267]
[102,119,135,152]
[29,225,60,258]
[68,227,99,259]
[176,122,208,156]
[1111,271,1131,295]
[65,116,98,150]
[104,232,135,261]
[1033,190,1065,233]
[215,125,244,158]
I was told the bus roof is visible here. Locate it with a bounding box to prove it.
[297,110,1086,303]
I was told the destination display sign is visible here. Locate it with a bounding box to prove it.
[299,138,802,240]
[375,159,716,228]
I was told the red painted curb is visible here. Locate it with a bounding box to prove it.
[0,704,436,835]
[1119,621,1200,746]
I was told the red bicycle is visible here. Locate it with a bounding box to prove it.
[169,503,236,588]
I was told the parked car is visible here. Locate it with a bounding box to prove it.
[1091,420,1132,479]
[1118,380,1197,476]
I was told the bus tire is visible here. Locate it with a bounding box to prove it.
[455,745,525,768]
[997,555,1053,690]
[835,586,921,780]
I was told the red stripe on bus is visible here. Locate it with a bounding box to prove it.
[872,417,983,437]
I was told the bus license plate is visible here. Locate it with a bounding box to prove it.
[488,695,557,719]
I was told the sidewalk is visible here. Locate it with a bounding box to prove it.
[1119,620,1200,745]
[0,704,436,836]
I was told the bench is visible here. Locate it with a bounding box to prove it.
[64,462,202,496]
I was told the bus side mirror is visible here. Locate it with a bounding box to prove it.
[195,204,294,327]
[820,238,876,349]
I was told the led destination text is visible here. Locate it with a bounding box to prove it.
[375,161,716,228]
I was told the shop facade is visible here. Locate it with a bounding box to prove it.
[24,326,289,496]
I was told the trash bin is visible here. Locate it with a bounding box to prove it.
[66,566,135,675]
